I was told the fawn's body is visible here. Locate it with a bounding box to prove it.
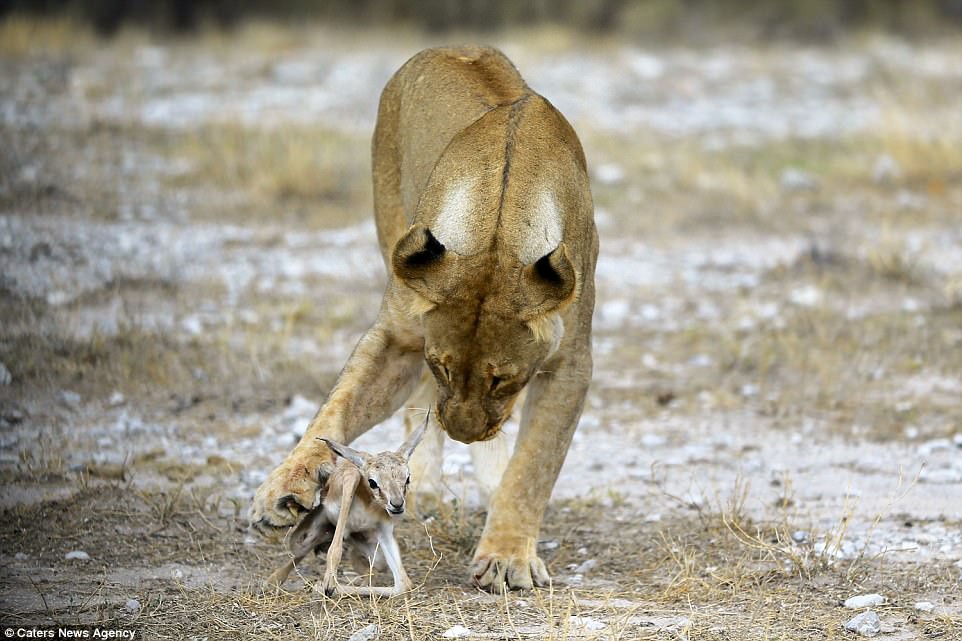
[268,427,423,597]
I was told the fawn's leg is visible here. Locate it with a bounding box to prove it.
[337,523,411,597]
[266,502,334,587]
[319,470,360,596]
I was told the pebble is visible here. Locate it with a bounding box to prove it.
[568,616,606,631]
[348,624,379,641]
[573,559,597,574]
[60,390,82,408]
[64,550,90,561]
[844,594,886,609]
[538,539,560,550]
[792,531,809,544]
[844,611,881,637]
[914,601,935,613]
[780,168,818,191]
[441,625,472,639]
[125,599,141,612]
[108,391,126,406]
[14,552,29,561]
[0,362,11,385]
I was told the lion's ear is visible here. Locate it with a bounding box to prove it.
[519,243,577,320]
[392,224,448,298]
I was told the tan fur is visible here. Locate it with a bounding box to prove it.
[250,45,598,593]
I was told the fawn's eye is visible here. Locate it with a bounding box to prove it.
[368,478,378,490]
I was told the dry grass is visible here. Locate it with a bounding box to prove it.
[0,15,96,57]
[2,483,959,639]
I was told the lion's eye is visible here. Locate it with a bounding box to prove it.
[490,376,503,392]
[368,478,378,490]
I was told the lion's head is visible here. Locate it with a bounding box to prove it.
[391,224,577,443]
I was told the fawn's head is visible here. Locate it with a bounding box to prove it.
[320,422,425,517]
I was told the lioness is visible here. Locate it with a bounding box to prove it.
[249,45,598,592]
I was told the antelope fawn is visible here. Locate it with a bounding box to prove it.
[267,419,425,597]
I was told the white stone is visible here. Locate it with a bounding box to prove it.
[0,362,11,385]
[441,625,471,639]
[569,616,606,631]
[914,601,935,613]
[108,391,125,406]
[844,594,886,609]
[789,285,822,307]
[780,168,817,191]
[14,552,29,561]
[60,390,82,407]
[844,611,881,637]
[573,559,597,574]
[125,599,141,612]
[348,624,379,641]
[65,550,90,561]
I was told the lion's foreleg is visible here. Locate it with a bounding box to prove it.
[471,348,591,592]
[249,314,424,534]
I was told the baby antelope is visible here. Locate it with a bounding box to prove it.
[267,420,425,597]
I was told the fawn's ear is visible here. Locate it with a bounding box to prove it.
[319,438,367,470]
[398,413,428,460]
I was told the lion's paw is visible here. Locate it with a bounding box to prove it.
[248,453,328,541]
[471,551,549,593]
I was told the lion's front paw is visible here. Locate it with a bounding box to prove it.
[471,550,549,593]
[248,453,328,542]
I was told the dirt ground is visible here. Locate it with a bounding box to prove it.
[1,19,961,640]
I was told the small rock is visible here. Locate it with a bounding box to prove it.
[108,391,126,406]
[14,552,29,561]
[441,625,471,639]
[844,611,881,637]
[920,468,960,484]
[171,568,184,580]
[125,598,141,612]
[641,434,667,448]
[538,539,560,551]
[60,390,82,408]
[348,623,379,641]
[180,315,204,335]
[568,616,606,631]
[953,433,962,447]
[789,285,822,307]
[0,362,11,385]
[65,550,90,561]
[780,168,818,191]
[844,594,886,609]
[792,531,809,544]
[573,559,597,574]
[914,601,935,613]
[872,154,901,184]
[919,438,953,456]
[1,407,24,425]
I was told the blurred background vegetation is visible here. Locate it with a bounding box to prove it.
[3,0,962,40]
